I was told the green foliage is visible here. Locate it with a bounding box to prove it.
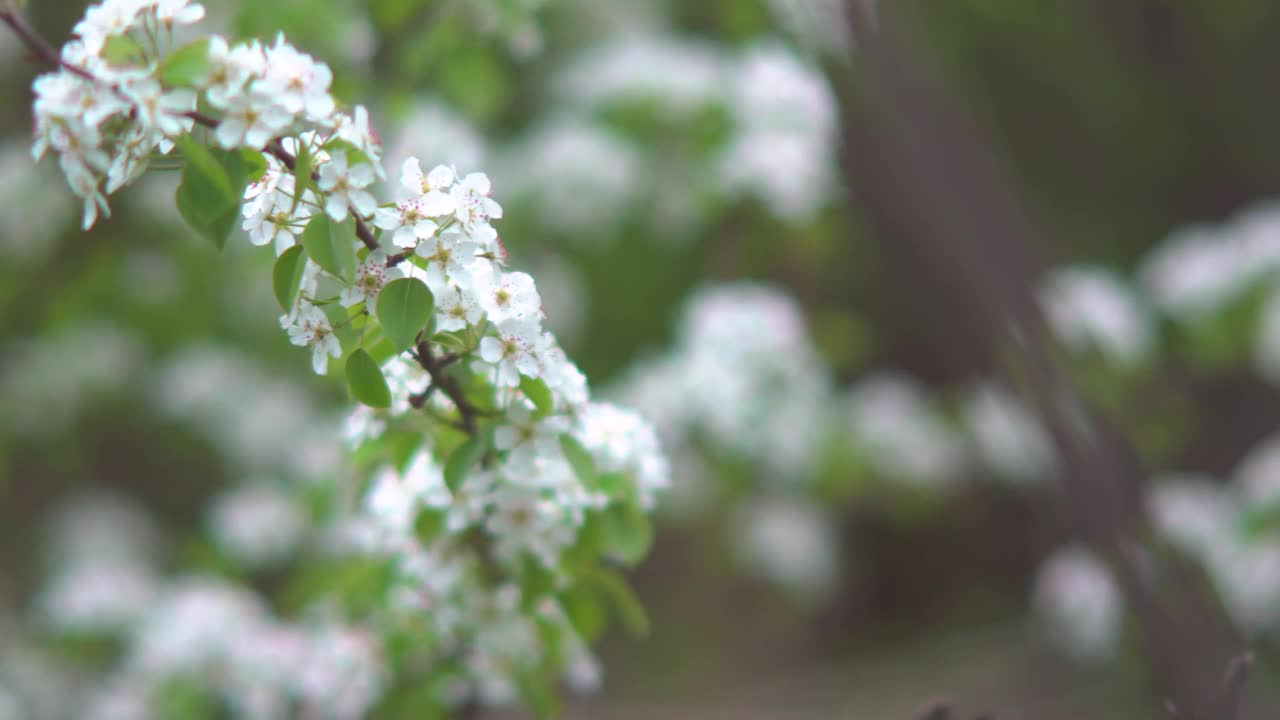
[346,348,392,408]
[558,434,597,488]
[598,501,653,567]
[300,214,357,281]
[291,139,314,217]
[443,434,486,494]
[376,277,434,352]
[158,38,212,88]
[520,375,554,415]
[272,245,307,310]
[174,136,249,250]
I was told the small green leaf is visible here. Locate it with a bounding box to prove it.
[158,38,211,87]
[414,508,446,545]
[443,435,486,494]
[376,277,434,352]
[592,568,650,637]
[559,434,598,488]
[272,245,306,310]
[346,349,391,408]
[599,502,653,566]
[175,136,247,249]
[519,554,555,611]
[240,148,268,183]
[102,35,145,66]
[300,213,357,281]
[290,139,313,216]
[559,584,607,642]
[516,672,562,720]
[521,376,554,415]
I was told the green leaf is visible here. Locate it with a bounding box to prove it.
[559,434,598,488]
[290,139,313,217]
[175,136,247,249]
[516,671,562,720]
[599,502,653,566]
[346,349,391,408]
[376,277,434,352]
[240,148,268,183]
[158,38,211,87]
[592,568,650,638]
[519,554,556,611]
[443,435,485,494]
[272,245,306,311]
[102,35,145,66]
[415,508,446,545]
[521,376,554,415]
[300,214,357,281]
[559,584,607,642]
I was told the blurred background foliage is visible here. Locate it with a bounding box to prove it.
[6,0,1280,717]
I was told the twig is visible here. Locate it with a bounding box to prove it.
[0,7,95,82]
[414,340,479,436]
[1218,652,1254,720]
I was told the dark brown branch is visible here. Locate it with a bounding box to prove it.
[414,340,478,436]
[0,7,95,82]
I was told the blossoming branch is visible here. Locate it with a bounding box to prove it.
[1,0,670,714]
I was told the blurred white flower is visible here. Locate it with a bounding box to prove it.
[1033,546,1122,662]
[846,373,967,486]
[1147,474,1235,560]
[718,42,839,222]
[1140,223,1251,322]
[495,116,643,239]
[1233,432,1280,511]
[733,498,839,599]
[1253,286,1280,386]
[209,484,307,568]
[557,34,728,118]
[962,382,1055,482]
[1040,266,1153,365]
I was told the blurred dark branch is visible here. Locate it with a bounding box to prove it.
[1218,652,1254,720]
[413,340,479,436]
[0,6,94,82]
[838,2,1243,718]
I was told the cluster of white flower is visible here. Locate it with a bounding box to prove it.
[35,492,160,635]
[502,32,839,239]
[0,140,75,264]
[1134,202,1280,380]
[17,0,671,712]
[125,578,386,720]
[0,323,140,438]
[151,346,343,480]
[617,283,834,484]
[613,282,1063,598]
[31,0,205,229]
[22,492,384,720]
[1035,429,1280,661]
[717,42,840,221]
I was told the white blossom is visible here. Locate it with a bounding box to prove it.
[317,151,377,221]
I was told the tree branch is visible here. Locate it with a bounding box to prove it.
[414,340,478,436]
